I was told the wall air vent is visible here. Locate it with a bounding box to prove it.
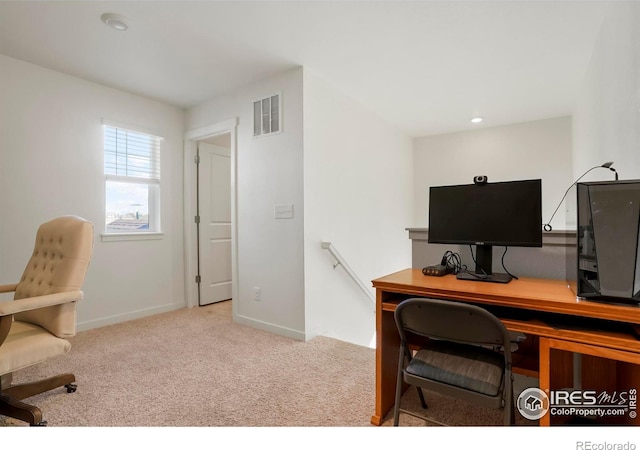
[253,92,282,137]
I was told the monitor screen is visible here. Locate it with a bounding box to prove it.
[428,179,542,283]
[428,179,542,248]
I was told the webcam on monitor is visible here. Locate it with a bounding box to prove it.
[473,175,488,185]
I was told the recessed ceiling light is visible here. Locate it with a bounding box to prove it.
[101,13,128,31]
[471,117,483,124]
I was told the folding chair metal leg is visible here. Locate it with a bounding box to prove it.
[417,387,427,409]
[393,342,407,426]
[504,373,514,426]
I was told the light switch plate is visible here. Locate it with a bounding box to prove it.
[274,204,294,219]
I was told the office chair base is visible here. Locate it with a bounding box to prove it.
[0,392,44,425]
[3,373,76,400]
[0,373,76,425]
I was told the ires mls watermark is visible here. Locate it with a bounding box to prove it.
[516,387,637,421]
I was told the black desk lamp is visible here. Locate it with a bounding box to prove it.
[543,161,618,232]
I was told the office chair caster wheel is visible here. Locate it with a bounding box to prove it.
[65,383,77,393]
[31,420,47,426]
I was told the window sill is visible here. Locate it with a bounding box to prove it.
[101,232,164,242]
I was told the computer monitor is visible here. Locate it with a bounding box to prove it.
[428,178,543,283]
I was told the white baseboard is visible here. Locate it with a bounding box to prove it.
[76,302,186,332]
[233,313,306,341]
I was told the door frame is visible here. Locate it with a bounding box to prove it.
[184,118,239,310]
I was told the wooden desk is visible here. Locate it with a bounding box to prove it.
[371,269,640,426]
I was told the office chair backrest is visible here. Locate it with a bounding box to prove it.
[13,216,94,337]
[14,216,94,300]
[395,297,511,349]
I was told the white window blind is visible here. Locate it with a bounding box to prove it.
[104,126,161,183]
[103,124,162,235]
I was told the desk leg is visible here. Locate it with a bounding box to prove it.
[371,294,401,425]
[539,337,551,427]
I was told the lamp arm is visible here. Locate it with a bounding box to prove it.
[544,163,617,232]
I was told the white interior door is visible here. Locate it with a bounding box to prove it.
[198,138,232,305]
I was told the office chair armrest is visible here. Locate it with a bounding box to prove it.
[0,283,18,294]
[0,291,83,338]
[0,290,84,317]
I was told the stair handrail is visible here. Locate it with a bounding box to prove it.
[321,242,375,307]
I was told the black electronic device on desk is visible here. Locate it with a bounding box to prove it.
[422,250,461,277]
[422,264,450,277]
[566,179,640,305]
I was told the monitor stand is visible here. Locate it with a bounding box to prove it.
[456,271,513,284]
[456,244,513,283]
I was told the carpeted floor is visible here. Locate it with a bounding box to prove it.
[1,300,534,427]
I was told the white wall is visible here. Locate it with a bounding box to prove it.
[10,1,635,344]
[0,55,186,328]
[413,116,573,228]
[573,1,640,181]
[303,70,414,348]
[412,117,573,279]
[186,67,305,339]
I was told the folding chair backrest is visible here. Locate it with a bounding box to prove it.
[394,297,510,348]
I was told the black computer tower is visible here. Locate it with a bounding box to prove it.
[566,180,640,303]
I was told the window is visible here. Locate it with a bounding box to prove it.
[103,124,162,234]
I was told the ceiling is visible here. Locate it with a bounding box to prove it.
[0,1,610,137]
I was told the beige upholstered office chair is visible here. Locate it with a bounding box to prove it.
[0,216,93,426]
[393,297,517,426]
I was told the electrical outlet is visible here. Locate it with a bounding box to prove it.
[253,287,261,302]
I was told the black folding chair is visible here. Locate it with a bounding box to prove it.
[393,297,520,426]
